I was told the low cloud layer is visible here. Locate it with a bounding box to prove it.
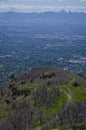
[0,0,86,13]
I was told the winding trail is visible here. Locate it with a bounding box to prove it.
[62,87,73,103]
[35,87,72,130]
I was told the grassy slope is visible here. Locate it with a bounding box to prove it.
[0,67,86,129]
[62,78,86,103]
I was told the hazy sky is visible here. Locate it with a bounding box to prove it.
[0,0,86,13]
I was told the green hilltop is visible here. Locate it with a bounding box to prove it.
[0,66,86,130]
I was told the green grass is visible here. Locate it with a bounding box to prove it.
[0,73,86,129]
[32,90,67,128]
[46,91,67,118]
[59,126,70,130]
[0,102,12,118]
[62,81,86,103]
[69,84,86,102]
[0,109,10,117]
[19,82,40,90]
[16,95,24,102]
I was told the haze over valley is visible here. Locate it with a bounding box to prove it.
[0,12,86,85]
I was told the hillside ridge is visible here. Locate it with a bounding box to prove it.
[0,66,86,130]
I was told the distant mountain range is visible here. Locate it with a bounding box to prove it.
[0,11,86,25]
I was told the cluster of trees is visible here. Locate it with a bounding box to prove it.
[57,101,86,130]
[0,100,34,130]
[33,85,60,106]
[0,84,60,130]
[0,99,86,130]
[40,72,55,79]
[0,71,85,130]
[0,99,50,130]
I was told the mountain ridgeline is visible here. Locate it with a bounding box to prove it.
[0,66,86,130]
[0,11,86,25]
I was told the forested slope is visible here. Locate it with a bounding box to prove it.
[0,66,86,130]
